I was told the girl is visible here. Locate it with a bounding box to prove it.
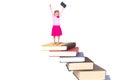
[49,4,64,45]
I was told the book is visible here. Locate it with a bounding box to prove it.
[60,2,67,8]
[41,42,76,50]
[105,75,111,80]
[49,47,79,57]
[73,64,106,80]
[59,52,85,63]
[66,57,94,71]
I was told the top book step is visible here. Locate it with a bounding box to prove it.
[41,42,76,50]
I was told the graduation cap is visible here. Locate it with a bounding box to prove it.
[60,2,67,8]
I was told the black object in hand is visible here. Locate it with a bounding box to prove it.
[60,2,67,8]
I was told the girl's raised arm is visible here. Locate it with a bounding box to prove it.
[49,5,54,16]
[60,7,64,16]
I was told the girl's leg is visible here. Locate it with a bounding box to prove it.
[53,36,56,44]
[58,36,60,44]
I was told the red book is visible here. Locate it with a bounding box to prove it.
[49,47,79,57]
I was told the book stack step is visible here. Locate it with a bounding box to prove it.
[41,42,110,80]
[73,64,106,80]
[59,52,85,63]
[41,42,76,51]
[66,57,94,71]
[49,47,79,57]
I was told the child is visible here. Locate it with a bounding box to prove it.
[49,4,65,45]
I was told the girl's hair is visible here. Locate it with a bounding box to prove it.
[54,10,59,15]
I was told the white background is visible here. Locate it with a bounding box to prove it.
[0,0,120,80]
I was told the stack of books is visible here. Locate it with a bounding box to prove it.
[67,61,106,80]
[41,42,109,80]
[41,42,85,62]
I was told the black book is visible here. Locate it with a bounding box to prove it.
[60,2,67,8]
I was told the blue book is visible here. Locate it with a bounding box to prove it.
[106,75,111,80]
[59,52,85,63]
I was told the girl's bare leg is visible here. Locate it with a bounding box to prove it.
[57,36,60,44]
[53,36,56,44]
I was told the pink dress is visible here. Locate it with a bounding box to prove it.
[50,7,64,36]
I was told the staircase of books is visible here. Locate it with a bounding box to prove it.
[41,42,110,80]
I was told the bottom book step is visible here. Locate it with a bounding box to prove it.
[73,64,106,80]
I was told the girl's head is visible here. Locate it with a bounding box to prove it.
[54,10,59,17]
